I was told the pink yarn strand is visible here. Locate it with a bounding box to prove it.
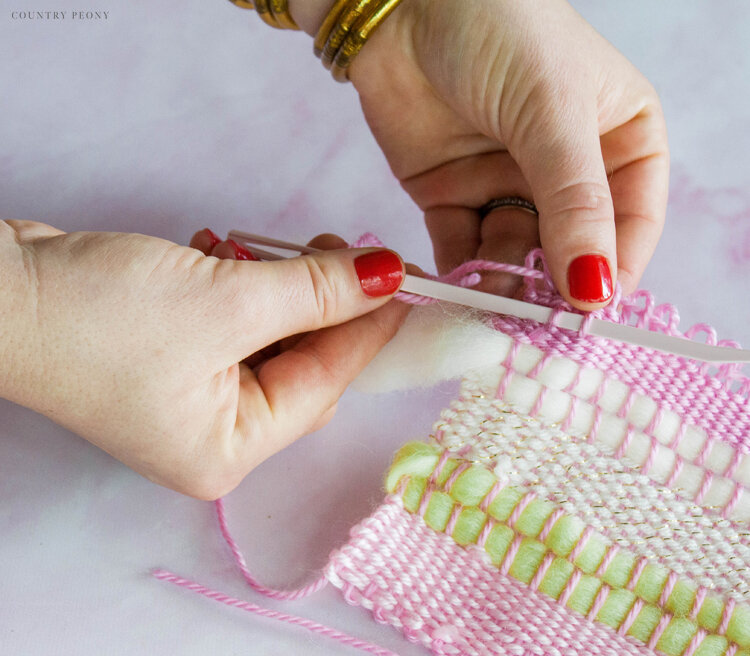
[154,498,397,655]
[214,498,328,600]
[152,570,398,656]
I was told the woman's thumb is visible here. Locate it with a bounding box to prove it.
[223,247,405,351]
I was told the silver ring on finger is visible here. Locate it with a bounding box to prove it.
[478,196,538,220]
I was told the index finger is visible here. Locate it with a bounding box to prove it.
[602,106,670,295]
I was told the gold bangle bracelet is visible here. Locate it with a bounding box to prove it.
[253,0,281,29]
[317,0,376,68]
[313,0,350,58]
[331,0,403,81]
[269,0,299,29]
[226,0,299,31]
[314,0,404,81]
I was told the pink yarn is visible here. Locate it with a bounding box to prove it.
[214,497,328,601]
[152,569,397,656]
[325,498,654,656]
[153,498,397,655]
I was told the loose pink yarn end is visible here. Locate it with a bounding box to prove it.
[152,497,396,655]
[214,498,327,600]
[151,569,398,656]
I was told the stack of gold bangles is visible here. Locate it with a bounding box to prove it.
[227,0,404,81]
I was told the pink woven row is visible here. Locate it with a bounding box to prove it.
[490,250,750,455]
[406,444,743,653]
[325,496,654,656]
[494,313,750,455]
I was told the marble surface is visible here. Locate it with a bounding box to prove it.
[1,1,749,654]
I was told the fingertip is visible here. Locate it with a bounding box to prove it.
[615,266,638,298]
[189,228,222,255]
[405,262,425,277]
[211,239,259,261]
[536,185,618,311]
[353,249,405,298]
[565,252,616,310]
[308,233,347,250]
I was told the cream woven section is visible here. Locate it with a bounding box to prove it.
[433,374,750,602]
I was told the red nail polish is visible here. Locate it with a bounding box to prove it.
[203,228,221,249]
[227,239,258,261]
[354,250,404,297]
[567,254,613,303]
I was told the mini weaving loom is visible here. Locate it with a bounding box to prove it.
[156,237,750,656]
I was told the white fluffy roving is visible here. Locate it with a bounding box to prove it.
[354,303,514,393]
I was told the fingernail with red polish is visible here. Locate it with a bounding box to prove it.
[227,239,259,261]
[567,254,613,303]
[354,250,404,297]
[203,228,222,249]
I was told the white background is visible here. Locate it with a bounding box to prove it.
[1,1,749,654]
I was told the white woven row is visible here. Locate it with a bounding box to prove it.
[433,385,750,601]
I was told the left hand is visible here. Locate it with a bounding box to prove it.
[0,221,408,498]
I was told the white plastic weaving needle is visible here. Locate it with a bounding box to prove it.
[226,231,750,364]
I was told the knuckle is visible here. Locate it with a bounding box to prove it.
[640,80,662,110]
[177,467,245,501]
[297,343,340,391]
[546,181,613,222]
[301,256,341,325]
[365,306,401,345]
[164,429,252,501]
